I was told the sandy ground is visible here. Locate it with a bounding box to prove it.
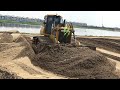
[76,36,120,70]
[0,57,66,79]
[0,35,67,79]
[97,48,120,58]
[0,33,120,79]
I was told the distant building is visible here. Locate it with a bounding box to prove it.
[71,22,87,27]
[0,14,87,27]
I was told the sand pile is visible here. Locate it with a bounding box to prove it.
[0,36,35,61]
[8,30,20,33]
[15,35,27,43]
[33,45,119,79]
[0,33,13,43]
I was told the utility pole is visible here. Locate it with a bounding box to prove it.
[102,16,103,27]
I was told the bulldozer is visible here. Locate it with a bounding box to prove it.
[32,14,96,54]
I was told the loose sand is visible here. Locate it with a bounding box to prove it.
[33,45,119,79]
[0,34,120,79]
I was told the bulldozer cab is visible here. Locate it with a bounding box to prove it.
[43,14,65,35]
[43,14,73,44]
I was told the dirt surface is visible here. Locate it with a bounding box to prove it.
[0,34,120,79]
[76,37,120,54]
[76,37,120,61]
[32,45,120,79]
[76,36,120,76]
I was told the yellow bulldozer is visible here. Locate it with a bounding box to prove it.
[32,14,96,53]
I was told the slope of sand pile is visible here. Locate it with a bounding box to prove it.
[0,66,22,79]
[33,45,120,79]
[11,33,21,42]
[0,36,35,61]
[0,33,13,43]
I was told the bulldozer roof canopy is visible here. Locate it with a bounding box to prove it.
[44,14,63,18]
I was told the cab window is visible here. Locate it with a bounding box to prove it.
[60,18,63,24]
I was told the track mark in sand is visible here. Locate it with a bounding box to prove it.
[108,58,120,71]
[98,51,120,61]
[14,62,43,75]
[97,48,120,58]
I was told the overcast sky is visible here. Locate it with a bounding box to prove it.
[0,11,120,28]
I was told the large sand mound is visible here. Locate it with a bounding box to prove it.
[0,33,13,43]
[33,45,119,79]
[0,36,35,61]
